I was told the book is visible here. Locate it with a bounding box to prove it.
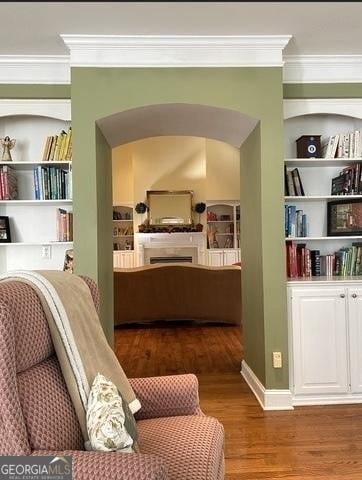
[287,170,295,196]
[33,167,70,200]
[292,168,305,196]
[56,208,73,242]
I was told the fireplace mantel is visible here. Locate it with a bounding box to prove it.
[135,232,206,266]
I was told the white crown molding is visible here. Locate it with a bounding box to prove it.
[241,360,293,411]
[0,99,71,120]
[61,35,292,67]
[0,55,70,84]
[284,98,362,120]
[284,55,362,84]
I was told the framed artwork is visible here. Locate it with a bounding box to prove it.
[327,199,362,236]
[0,216,11,243]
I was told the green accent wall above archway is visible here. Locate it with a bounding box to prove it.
[71,67,288,390]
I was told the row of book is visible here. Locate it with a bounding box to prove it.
[42,127,72,162]
[331,164,362,195]
[286,242,362,278]
[33,166,72,200]
[285,205,308,238]
[0,166,18,200]
[284,167,305,196]
[56,208,73,242]
[323,131,362,159]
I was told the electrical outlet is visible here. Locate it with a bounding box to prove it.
[41,245,52,260]
[272,351,282,369]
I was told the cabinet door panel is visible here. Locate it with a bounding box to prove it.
[348,287,362,393]
[291,287,348,395]
[223,250,238,266]
[122,252,135,269]
[113,251,122,269]
[208,251,224,267]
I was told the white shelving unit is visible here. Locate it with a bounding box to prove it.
[113,204,135,269]
[0,99,72,273]
[285,99,362,407]
[206,201,240,266]
[284,100,362,256]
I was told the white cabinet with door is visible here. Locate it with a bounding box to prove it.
[113,251,135,269]
[207,248,239,266]
[288,279,362,405]
[348,286,362,394]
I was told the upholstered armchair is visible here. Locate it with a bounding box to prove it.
[0,277,224,480]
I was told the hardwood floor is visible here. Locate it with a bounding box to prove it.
[115,322,362,479]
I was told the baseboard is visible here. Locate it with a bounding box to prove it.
[293,394,362,406]
[241,360,294,410]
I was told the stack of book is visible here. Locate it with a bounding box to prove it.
[285,205,308,237]
[335,244,362,276]
[42,127,72,162]
[323,131,362,159]
[284,167,305,196]
[286,242,362,278]
[33,166,71,200]
[331,164,362,195]
[56,208,73,242]
[0,166,18,200]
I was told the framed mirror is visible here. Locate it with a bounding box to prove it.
[147,190,193,226]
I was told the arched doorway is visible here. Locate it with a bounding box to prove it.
[72,67,288,393]
[95,104,257,369]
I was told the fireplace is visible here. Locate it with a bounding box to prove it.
[150,256,193,264]
[135,232,206,266]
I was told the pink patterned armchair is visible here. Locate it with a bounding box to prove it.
[0,278,224,480]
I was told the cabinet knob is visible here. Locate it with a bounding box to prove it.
[352,293,358,298]
[340,294,345,298]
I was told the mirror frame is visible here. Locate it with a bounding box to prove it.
[147,190,194,226]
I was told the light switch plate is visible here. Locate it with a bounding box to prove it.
[273,351,282,368]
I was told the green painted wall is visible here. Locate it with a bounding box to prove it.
[284,83,362,99]
[95,125,113,343]
[0,84,70,99]
[240,124,265,383]
[71,67,288,389]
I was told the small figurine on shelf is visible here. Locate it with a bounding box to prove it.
[0,136,16,161]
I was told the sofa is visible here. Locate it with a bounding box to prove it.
[114,263,241,326]
[0,276,225,479]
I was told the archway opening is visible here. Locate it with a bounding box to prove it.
[93,102,261,386]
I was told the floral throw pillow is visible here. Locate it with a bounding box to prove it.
[86,373,139,452]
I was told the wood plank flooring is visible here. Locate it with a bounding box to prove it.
[115,322,362,479]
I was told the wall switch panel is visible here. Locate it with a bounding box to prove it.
[273,351,282,368]
[41,245,52,260]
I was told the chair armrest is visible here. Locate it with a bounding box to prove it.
[31,450,167,480]
[129,374,201,420]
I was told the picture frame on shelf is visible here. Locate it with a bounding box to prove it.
[327,199,362,236]
[0,216,11,243]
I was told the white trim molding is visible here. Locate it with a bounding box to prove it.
[0,99,71,120]
[284,55,362,84]
[61,35,292,68]
[293,393,362,407]
[284,98,362,120]
[0,55,70,84]
[241,360,294,411]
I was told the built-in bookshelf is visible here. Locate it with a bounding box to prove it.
[206,202,240,266]
[284,100,362,280]
[0,99,72,272]
[113,204,134,251]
